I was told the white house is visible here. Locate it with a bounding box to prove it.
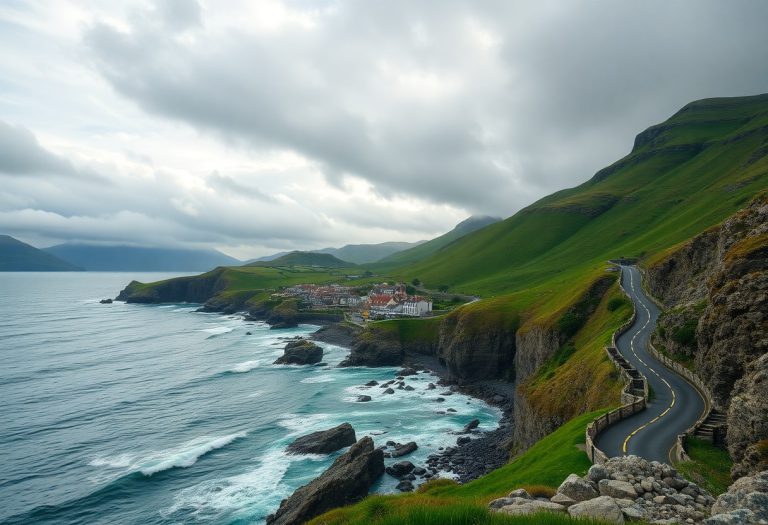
[402,298,432,317]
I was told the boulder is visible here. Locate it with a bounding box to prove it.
[497,499,566,516]
[397,367,417,376]
[286,423,356,455]
[599,479,638,499]
[588,464,610,483]
[463,419,480,432]
[274,340,323,365]
[267,436,384,525]
[386,461,415,478]
[489,497,516,509]
[568,496,625,524]
[391,442,418,457]
[357,395,372,402]
[558,473,599,502]
[396,480,414,492]
[99,298,113,304]
[383,388,395,395]
[704,509,759,525]
[550,493,576,507]
[508,488,532,499]
[711,471,768,523]
[365,380,379,387]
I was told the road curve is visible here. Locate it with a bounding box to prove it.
[595,265,706,463]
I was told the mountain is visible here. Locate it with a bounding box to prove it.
[315,241,423,264]
[44,244,241,271]
[246,251,354,268]
[0,235,82,271]
[394,94,768,295]
[377,215,501,265]
[248,251,291,263]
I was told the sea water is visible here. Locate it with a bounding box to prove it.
[0,272,500,524]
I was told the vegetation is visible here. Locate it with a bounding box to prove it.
[310,411,611,525]
[676,438,734,495]
[0,235,82,272]
[671,319,698,347]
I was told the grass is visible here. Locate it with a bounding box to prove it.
[310,410,612,525]
[675,438,733,495]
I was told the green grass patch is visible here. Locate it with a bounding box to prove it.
[676,438,733,495]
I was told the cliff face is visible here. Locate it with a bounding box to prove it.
[647,195,768,477]
[116,268,228,303]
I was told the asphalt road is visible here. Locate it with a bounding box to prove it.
[595,265,705,463]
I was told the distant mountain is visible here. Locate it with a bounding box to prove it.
[0,235,82,271]
[377,215,502,265]
[246,251,354,268]
[44,244,241,271]
[315,241,423,264]
[248,251,292,264]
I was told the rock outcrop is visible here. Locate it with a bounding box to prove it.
[274,340,323,365]
[647,195,767,477]
[286,423,356,455]
[706,470,768,525]
[267,436,384,525]
[490,456,716,524]
[116,268,228,304]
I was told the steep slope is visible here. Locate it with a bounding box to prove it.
[393,94,768,297]
[377,215,501,266]
[0,235,82,271]
[45,244,240,271]
[316,241,423,264]
[246,251,354,268]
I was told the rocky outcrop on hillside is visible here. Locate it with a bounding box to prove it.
[706,470,768,525]
[116,268,228,303]
[266,436,384,525]
[646,195,767,478]
[489,456,716,524]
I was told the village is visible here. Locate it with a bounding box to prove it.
[280,281,433,320]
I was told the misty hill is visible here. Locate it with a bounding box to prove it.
[378,215,502,265]
[44,244,241,271]
[315,241,423,264]
[246,251,354,268]
[0,235,83,271]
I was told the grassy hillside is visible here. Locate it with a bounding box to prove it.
[318,241,423,264]
[0,235,82,271]
[377,215,501,266]
[390,94,768,299]
[310,410,609,525]
[246,251,354,268]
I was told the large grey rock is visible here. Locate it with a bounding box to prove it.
[274,340,323,365]
[558,473,599,502]
[286,423,356,455]
[551,493,577,507]
[489,497,516,509]
[712,470,768,518]
[497,498,566,516]
[390,441,418,457]
[589,464,610,483]
[600,479,638,499]
[267,437,384,525]
[704,509,758,525]
[507,488,531,499]
[568,496,625,524]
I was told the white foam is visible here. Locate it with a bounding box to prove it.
[90,432,247,477]
[140,432,247,476]
[164,448,295,519]
[299,374,335,384]
[277,413,332,433]
[230,360,260,373]
[200,326,233,335]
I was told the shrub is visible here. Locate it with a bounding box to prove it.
[606,297,627,312]
[672,319,698,347]
[522,485,557,498]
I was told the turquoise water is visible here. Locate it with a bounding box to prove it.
[0,272,500,524]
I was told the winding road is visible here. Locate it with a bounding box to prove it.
[595,265,706,463]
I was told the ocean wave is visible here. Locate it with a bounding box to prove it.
[229,360,260,373]
[200,326,234,336]
[299,374,335,384]
[90,431,247,477]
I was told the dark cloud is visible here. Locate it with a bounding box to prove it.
[0,120,74,176]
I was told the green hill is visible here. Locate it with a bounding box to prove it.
[391,94,768,302]
[377,215,501,266]
[0,235,82,271]
[246,251,355,268]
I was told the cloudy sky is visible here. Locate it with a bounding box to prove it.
[1,0,767,259]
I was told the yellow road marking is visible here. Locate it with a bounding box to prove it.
[620,268,677,455]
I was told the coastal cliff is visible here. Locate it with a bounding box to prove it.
[646,194,768,477]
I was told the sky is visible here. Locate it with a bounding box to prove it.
[1,1,767,259]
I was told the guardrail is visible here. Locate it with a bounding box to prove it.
[585,266,649,464]
[647,342,715,462]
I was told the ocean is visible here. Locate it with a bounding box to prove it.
[0,272,500,524]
